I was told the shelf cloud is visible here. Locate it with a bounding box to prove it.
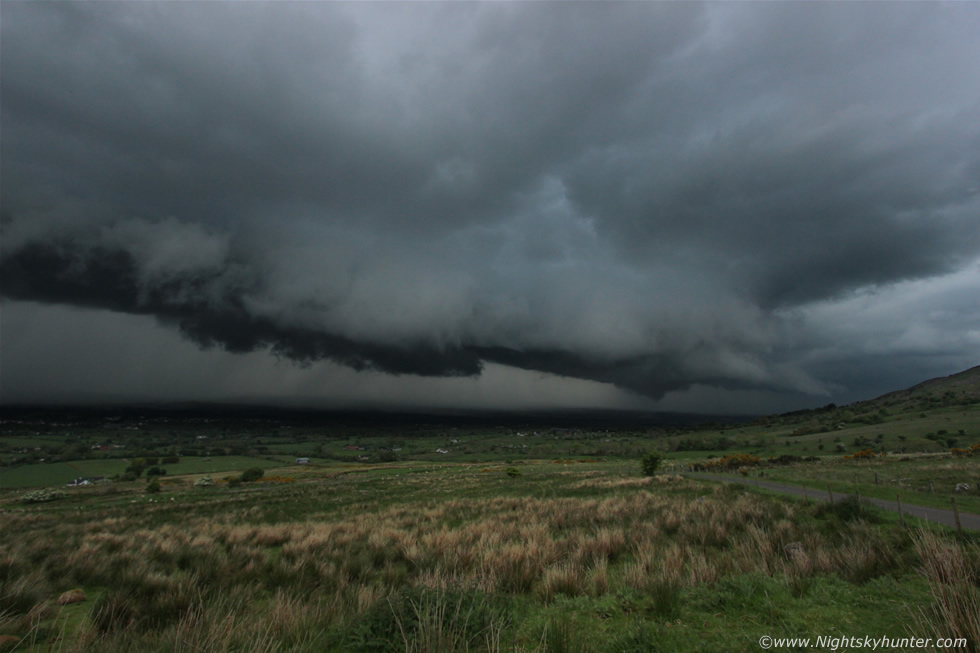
[2,2,979,410]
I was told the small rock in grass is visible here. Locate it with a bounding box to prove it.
[784,542,805,560]
[57,589,87,605]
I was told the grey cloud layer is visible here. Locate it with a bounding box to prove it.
[2,2,979,404]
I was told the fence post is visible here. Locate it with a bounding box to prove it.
[952,496,963,536]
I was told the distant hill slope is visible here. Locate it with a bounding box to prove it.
[768,365,980,429]
[869,365,980,407]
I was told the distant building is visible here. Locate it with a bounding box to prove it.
[67,476,104,487]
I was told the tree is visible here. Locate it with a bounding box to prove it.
[240,467,264,483]
[379,450,398,463]
[641,451,663,476]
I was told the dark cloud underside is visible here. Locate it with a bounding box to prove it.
[2,2,979,407]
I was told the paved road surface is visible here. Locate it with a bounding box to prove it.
[685,472,980,531]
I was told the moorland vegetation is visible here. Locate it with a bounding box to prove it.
[1,366,979,651]
[1,460,978,651]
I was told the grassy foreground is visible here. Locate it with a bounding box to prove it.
[1,462,978,652]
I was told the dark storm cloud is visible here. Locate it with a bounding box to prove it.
[0,222,483,377]
[2,2,979,404]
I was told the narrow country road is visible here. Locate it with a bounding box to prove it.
[685,472,980,531]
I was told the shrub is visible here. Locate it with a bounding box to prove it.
[814,496,880,524]
[241,467,264,483]
[506,467,521,478]
[146,479,162,494]
[694,453,760,471]
[641,451,664,476]
[844,449,881,460]
[145,466,166,477]
[194,476,215,487]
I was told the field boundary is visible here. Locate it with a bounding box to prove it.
[685,471,980,531]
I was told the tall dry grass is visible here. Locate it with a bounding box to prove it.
[911,530,980,652]
[1,471,973,651]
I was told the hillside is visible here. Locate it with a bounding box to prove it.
[870,365,980,407]
[765,365,980,426]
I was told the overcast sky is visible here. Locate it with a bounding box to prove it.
[2,2,979,414]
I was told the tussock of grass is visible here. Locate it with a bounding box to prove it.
[912,530,980,652]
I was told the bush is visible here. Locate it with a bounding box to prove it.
[379,450,398,463]
[814,496,880,524]
[194,476,214,487]
[145,466,166,477]
[641,451,664,476]
[506,467,521,478]
[240,467,264,483]
[146,480,162,494]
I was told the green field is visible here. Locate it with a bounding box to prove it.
[0,459,129,489]
[0,456,301,489]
